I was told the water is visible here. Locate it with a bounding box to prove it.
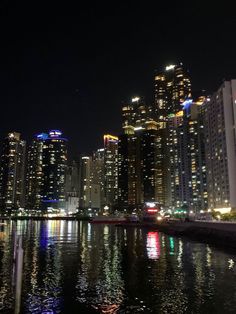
[1,220,236,313]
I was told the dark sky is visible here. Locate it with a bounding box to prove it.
[0,1,236,158]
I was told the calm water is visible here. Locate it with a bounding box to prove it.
[1,221,236,313]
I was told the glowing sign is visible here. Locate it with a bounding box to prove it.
[131,97,140,102]
[145,202,156,208]
[165,65,175,71]
[36,133,48,140]
[49,130,62,137]
[42,199,59,203]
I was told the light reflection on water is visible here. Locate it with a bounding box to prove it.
[0,221,236,313]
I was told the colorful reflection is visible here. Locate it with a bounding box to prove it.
[0,221,236,313]
[146,232,161,260]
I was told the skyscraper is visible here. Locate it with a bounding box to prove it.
[204,80,236,213]
[25,133,45,211]
[154,63,192,207]
[91,148,105,210]
[65,160,80,214]
[78,148,105,213]
[166,98,207,211]
[78,155,92,210]
[154,63,192,126]
[0,132,26,212]
[40,130,67,211]
[118,98,159,211]
[26,130,67,212]
[104,134,118,210]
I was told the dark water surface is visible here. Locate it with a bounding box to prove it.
[1,220,236,313]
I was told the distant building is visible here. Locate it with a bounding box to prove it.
[26,130,67,212]
[25,134,45,210]
[118,132,142,210]
[118,98,160,211]
[166,98,207,211]
[92,148,105,210]
[104,135,118,210]
[154,63,192,125]
[78,148,106,212]
[0,132,26,211]
[204,80,236,213]
[78,155,92,210]
[154,63,193,207]
[65,161,80,214]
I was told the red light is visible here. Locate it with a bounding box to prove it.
[147,208,158,213]
[147,232,160,259]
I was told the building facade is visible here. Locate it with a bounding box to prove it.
[204,80,236,212]
[0,132,26,211]
[103,135,118,210]
[26,130,67,212]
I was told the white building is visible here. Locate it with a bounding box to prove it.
[204,80,236,213]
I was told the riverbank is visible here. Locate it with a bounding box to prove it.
[0,216,91,221]
[117,220,236,249]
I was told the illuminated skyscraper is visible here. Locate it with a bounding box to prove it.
[25,134,45,210]
[118,132,142,210]
[154,63,192,126]
[65,160,80,214]
[0,132,26,211]
[166,98,207,211]
[40,130,67,211]
[204,80,236,212]
[92,148,105,209]
[153,63,192,207]
[118,98,160,210]
[78,155,93,210]
[26,130,67,212]
[104,134,118,209]
[78,148,105,212]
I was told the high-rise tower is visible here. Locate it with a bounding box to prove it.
[154,63,192,126]
[204,80,236,213]
[104,134,118,210]
[26,130,67,212]
[0,132,26,211]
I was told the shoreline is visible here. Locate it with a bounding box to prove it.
[1,217,236,250]
[117,221,236,250]
[0,216,90,221]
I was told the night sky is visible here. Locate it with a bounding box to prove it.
[0,1,235,158]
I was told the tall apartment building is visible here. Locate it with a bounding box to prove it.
[167,98,207,211]
[104,135,118,209]
[78,155,93,210]
[154,63,192,125]
[78,148,105,211]
[118,97,159,210]
[26,130,67,211]
[154,63,193,207]
[204,80,236,212]
[0,132,26,211]
[92,148,105,209]
[25,134,44,210]
[65,160,80,214]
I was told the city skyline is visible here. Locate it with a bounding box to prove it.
[0,2,236,153]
